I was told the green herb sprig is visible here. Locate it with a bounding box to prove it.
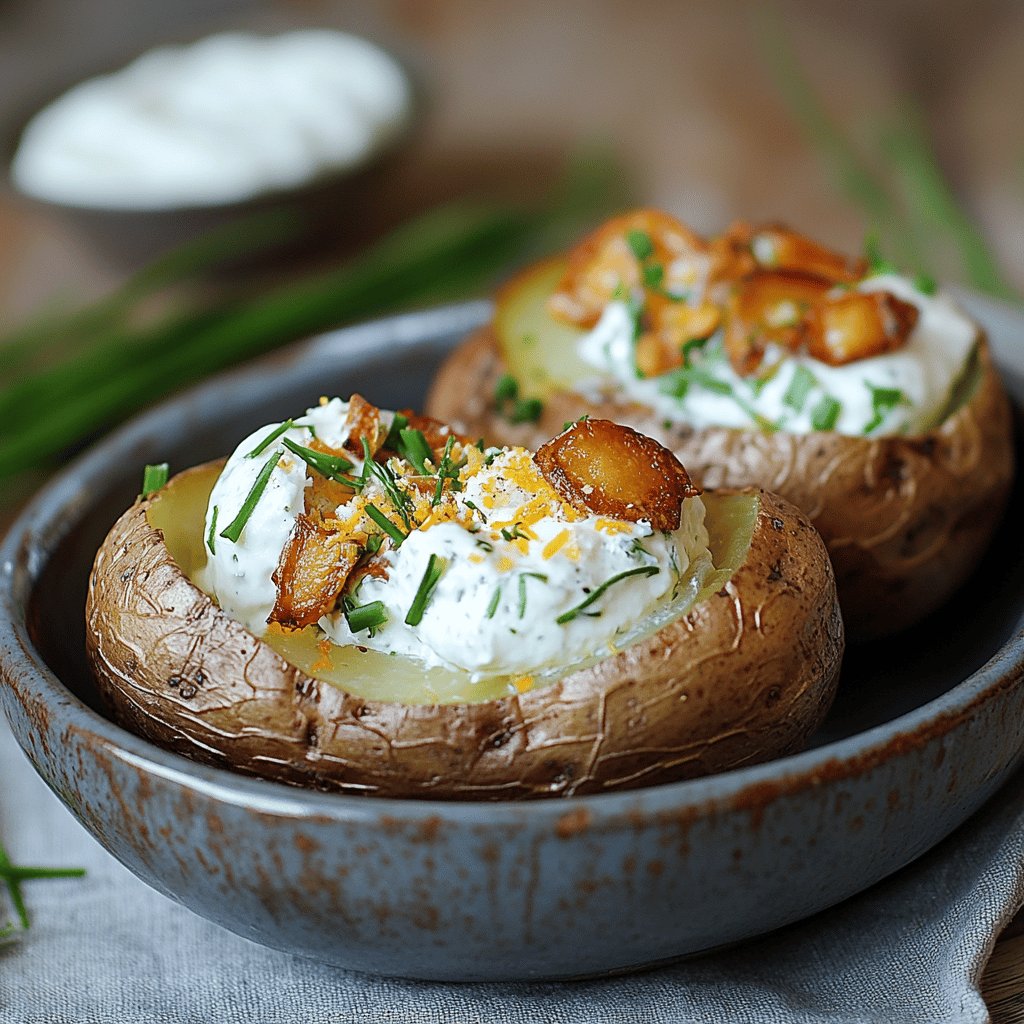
[140,463,168,498]
[556,565,660,624]
[405,554,447,626]
[0,153,628,483]
[494,373,544,424]
[0,840,85,932]
[219,453,281,543]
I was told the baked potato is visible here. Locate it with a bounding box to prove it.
[85,400,843,799]
[427,211,1015,639]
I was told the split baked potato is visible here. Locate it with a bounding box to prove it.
[85,405,843,799]
[427,212,1015,639]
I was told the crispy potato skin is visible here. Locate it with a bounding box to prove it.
[86,472,841,799]
[427,327,1014,640]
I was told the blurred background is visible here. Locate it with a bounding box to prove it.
[0,0,1021,514]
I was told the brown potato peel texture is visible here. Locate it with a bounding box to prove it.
[426,326,1014,639]
[86,473,841,799]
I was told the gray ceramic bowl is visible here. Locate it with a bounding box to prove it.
[1,296,1023,982]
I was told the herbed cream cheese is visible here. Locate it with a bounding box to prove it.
[12,30,412,209]
[198,399,711,686]
[578,274,979,437]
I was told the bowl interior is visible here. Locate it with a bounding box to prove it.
[23,308,1024,760]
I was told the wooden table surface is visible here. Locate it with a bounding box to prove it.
[2,1,1023,1016]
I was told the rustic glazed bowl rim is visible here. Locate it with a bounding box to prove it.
[2,297,1022,828]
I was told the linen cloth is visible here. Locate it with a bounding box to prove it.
[2,719,1023,1024]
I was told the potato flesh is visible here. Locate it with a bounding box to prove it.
[146,464,755,705]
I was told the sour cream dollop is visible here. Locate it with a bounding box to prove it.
[12,30,412,209]
[197,399,711,684]
[578,275,979,437]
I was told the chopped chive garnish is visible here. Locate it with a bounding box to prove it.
[626,229,655,261]
[432,435,457,506]
[914,273,937,296]
[556,566,660,625]
[398,428,433,474]
[246,420,295,458]
[510,397,543,423]
[475,538,494,552]
[517,572,548,618]
[501,523,527,542]
[495,374,519,403]
[681,337,707,367]
[629,538,652,559]
[642,263,665,289]
[361,438,414,529]
[782,365,817,413]
[206,505,219,555]
[495,372,543,424]
[863,383,906,434]
[365,503,407,547]
[486,586,502,619]
[281,438,359,486]
[220,453,281,543]
[383,412,409,451]
[810,394,843,432]
[344,600,389,637]
[864,232,898,276]
[405,554,446,626]
[140,462,169,498]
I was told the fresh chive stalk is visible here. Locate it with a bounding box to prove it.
[863,383,905,434]
[405,554,447,626]
[0,153,628,482]
[344,600,389,636]
[398,428,433,474]
[281,438,359,486]
[365,504,407,547]
[219,453,281,543]
[556,566,660,625]
[206,505,219,555]
[782,365,817,413]
[383,412,409,451]
[432,435,457,505]
[517,572,548,618]
[140,462,169,498]
[810,394,843,432]
[486,586,502,619]
[247,420,296,458]
[0,840,85,931]
[361,439,414,528]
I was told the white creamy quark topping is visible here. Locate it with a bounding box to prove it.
[198,399,712,685]
[578,274,979,437]
[12,31,411,209]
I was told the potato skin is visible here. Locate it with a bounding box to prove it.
[86,474,842,799]
[427,327,1015,640]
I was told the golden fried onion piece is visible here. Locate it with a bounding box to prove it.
[535,418,701,532]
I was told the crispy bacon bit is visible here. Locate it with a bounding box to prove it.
[269,514,360,629]
[747,224,865,283]
[548,208,710,328]
[723,270,831,375]
[535,419,700,532]
[343,393,383,456]
[803,291,919,366]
